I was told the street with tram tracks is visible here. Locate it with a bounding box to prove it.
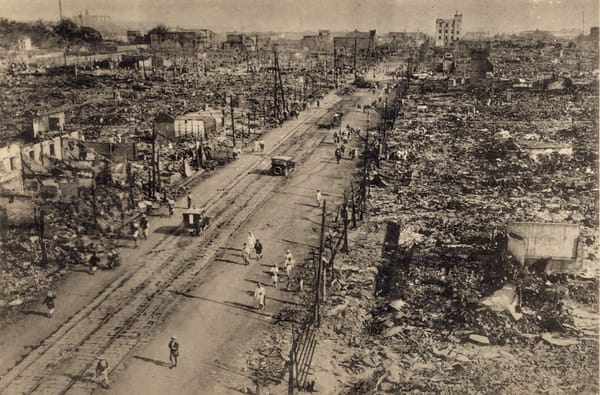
[0,83,379,394]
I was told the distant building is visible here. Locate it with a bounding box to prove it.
[333,30,376,56]
[469,43,493,87]
[17,37,32,51]
[150,29,216,50]
[464,32,487,41]
[127,30,143,44]
[385,32,426,46]
[300,30,331,51]
[223,33,255,51]
[174,114,217,139]
[77,9,111,29]
[435,12,462,47]
[154,113,217,140]
[589,27,599,42]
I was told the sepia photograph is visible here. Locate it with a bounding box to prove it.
[0,0,598,393]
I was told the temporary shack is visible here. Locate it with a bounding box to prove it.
[507,222,580,272]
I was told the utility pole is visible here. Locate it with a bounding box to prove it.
[38,206,48,266]
[229,95,236,147]
[342,193,349,253]
[92,169,98,230]
[350,182,357,228]
[288,325,295,395]
[333,41,337,88]
[319,200,327,304]
[361,129,369,220]
[353,35,358,76]
[151,124,156,198]
[273,54,278,120]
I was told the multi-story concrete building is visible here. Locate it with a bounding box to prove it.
[77,10,111,30]
[435,12,462,47]
[150,29,216,50]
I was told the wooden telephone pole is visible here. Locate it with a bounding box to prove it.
[272,47,286,119]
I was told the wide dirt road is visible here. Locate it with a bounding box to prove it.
[103,89,380,394]
[0,77,381,394]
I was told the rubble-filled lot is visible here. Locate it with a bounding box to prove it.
[0,48,334,312]
[304,57,598,392]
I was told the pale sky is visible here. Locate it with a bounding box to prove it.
[1,0,598,33]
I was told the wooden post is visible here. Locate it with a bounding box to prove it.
[342,194,349,253]
[319,200,327,302]
[288,325,295,395]
[92,170,98,231]
[351,183,357,228]
[151,124,156,197]
[361,129,369,220]
[353,35,358,76]
[313,248,320,325]
[230,96,236,147]
[38,206,48,266]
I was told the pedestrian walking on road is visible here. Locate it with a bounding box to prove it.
[254,282,266,310]
[254,141,260,153]
[270,264,279,288]
[187,192,192,209]
[95,356,110,389]
[315,189,323,208]
[242,243,251,265]
[333,131,340,144]
[168,336,179,368]
[131,221,140,248]
[286,259,293,278]
[88,250,100,275]
[140,214,149,240]
[247,232,256,258]
[259,140,265,152]
[285,250,294,265]
[44,290,56,318]
[254,239,263,260]
[335,147,342,164]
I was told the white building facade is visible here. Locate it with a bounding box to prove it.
[435,13,462,47]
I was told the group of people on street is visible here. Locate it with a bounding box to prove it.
[244,229,302,310]
[269,249,296,290]
[333,126,358,164]
[91,334,180,390]
[130,213,150,248]
[242,231,263,265]
[253,140,266,153]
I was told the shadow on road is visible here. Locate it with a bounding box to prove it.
[219,246,242,252]
[153,226,179,235]
[224,301,271,317]
[248,168,269,175]
[295,202,317,208]
[132,355,170,368]
[203,360,253,381]
[301,216,321,226]
[168,291,271,318]
[214,258,243,265]
[280,239,317,250]
[19,309,48,317]
[64,372,96,384]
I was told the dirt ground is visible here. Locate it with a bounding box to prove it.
[103,91,380,395]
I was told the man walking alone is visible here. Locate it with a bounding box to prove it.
[169,336,179,368]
